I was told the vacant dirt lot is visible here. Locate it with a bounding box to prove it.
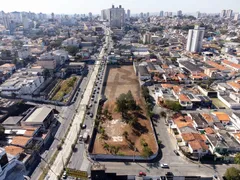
[92,65,158,156]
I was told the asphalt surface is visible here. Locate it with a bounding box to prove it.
[66,29,112,176]
[30,66,94,180]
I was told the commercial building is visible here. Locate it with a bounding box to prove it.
[186,25,205,53]
[101,5,125,28]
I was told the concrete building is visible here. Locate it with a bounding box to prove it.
[227,9,233,18]
[196,11,201,18]
[143,33,152,44]
[0,69,44,96]
[221,10,226,18]
[186,25,205,53]
[0,148,26,180]
[140,12,143,18]
[127,9,130,20]
[101,5,125,28]
[234,13,239,21]
[159,11,164,17]
[37,53,56,69]
[177,10,182,17]
[22,15,30,30]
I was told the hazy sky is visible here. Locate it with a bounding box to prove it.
[1,0,240,14]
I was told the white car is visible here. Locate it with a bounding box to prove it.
[160,163,169,168]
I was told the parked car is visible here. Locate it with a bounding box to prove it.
[173,150,179,156]
[166,172,173,176]
[90,113,93,118]
[160,164,169,168]
[81,124,86,129]
[62,171,67,179]
[139,172,146,176]
[79,135,83,141]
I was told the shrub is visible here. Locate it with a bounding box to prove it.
[57,144,62,151]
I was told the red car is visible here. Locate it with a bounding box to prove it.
[139,171,146,176]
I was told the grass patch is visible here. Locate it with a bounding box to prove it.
[52,77,77,101]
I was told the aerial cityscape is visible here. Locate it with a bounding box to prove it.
[1,1,240,180]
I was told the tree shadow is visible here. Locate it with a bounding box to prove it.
[147,161,160,169]
[133,112,147,120]
[132,121,149,134]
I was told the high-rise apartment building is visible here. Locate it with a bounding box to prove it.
[159,11,164,17]
[234,13,239,21]
[221,10,226,18]
[140,12,144,18]
[177,10,182,17]
[101,5,125,28]
[196,11,201,18]
[226,9,233,18]
[186,25,205,53]
[143,33,152,44]
[127,9,130,20]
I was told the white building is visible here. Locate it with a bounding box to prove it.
[101,5,125,28]
[18,48,32,59]
[221,10,226,18]
[227,9,233,18]
[143,33,152,44]
[22,15,30,29]
[0,70,44,96]
[234,13,239,21]
[186,25,205,53]
[127,9,130,20]
[62,37,80,47]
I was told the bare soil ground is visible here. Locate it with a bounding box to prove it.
[93,65,158,156]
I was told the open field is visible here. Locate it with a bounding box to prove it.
[93,65,158,156]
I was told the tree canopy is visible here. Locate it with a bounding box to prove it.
[224,167,240,180]
[115,91,137,119]
[65,46,79,56]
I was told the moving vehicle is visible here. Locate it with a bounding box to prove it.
[139,172,146,176]
[81,124,86,129]
[173,150,179,156]
[160,163,169,168]
[83,130,89,142]
[79,135,83,141]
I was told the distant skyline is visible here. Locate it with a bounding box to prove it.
[1,0,240,14]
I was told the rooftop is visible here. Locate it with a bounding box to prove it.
[25,106,52,123]
[11,136,31,147]
[5,146,24,156]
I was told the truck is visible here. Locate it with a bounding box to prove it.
[83,129,90,142]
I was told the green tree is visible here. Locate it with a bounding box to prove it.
[116,93,128,117]
[224,167,240,180]
[65,46,79,56]
[141,146,153,158]
[234,153,240,164]
[160,111,167,118]
[164,100,182,112]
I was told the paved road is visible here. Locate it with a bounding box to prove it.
[45,27,111,180]
[30,67,94,180]
[66,28,112,175]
